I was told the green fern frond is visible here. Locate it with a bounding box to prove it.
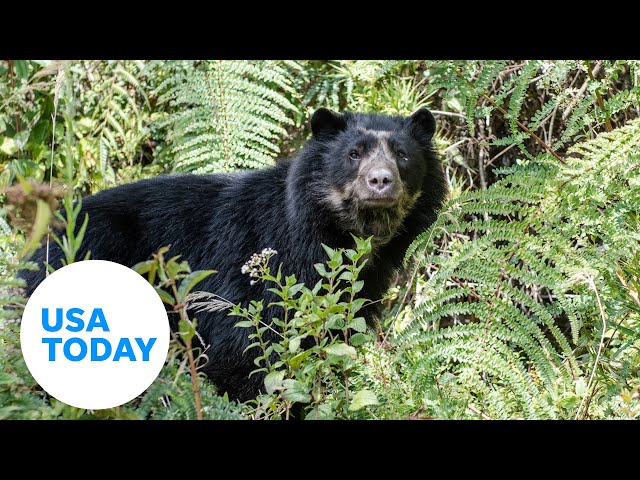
[397,116,640,419]
[157,60,299,173]
[507,61,539,134]
[465,61,508,135]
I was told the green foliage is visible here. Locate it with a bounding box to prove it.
[134,351,243,420]
[0,61,158,194]
[231,237,378,420]
[133,245,219,420]
[392,63,640,419]
[0,240,242,420]
[154,60,299,173]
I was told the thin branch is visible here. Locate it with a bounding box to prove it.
[479,92,567,165]
[186,338,204,420]
[456,68,567,165]
[574,275,607,420]
[468,404,492,420]
[485,141,519,167]
[444,138,468,153]
[8,60,21,132]
[562,61,602,120]
[430,110,466,119]
[45,63,65,278]
[586,60,613,132]
[171,280,203,421]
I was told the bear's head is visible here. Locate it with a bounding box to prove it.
[306,107,440,244]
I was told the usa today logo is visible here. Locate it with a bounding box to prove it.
[20,260,170,410]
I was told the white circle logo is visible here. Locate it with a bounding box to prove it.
[20,260,170,410]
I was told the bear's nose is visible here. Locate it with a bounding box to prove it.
[366,168,395,194]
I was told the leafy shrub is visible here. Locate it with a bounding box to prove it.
[231,237,378,420]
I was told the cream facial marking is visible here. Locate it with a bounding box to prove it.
[354,130,403,194]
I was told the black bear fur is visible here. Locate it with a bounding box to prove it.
[21,108,448,401]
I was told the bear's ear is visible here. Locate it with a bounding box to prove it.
[311,108,347,138]
[407,108,436,143]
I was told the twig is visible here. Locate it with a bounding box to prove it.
[45,63,65,277]
[444,138,468,153]
[186,338,204,420]
[480,92,567,165]
[455,68,567,165]
[430,110,466,119]
[485,141,519,167]
[586,60,613,132]
[547,104,560,147]
[171,281,203,420]
[635,69,640,116]
[409,404,426,419]
[8,61,21,132]
[467,404,491,420]
[574,275,607,420]
[562,62,602,120]
[477,121,489,192]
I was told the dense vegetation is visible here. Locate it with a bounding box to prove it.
[1,60,639,419]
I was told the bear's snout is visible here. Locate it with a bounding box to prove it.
[366,167,395,194]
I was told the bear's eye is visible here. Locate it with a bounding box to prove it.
[397,150,408,159]
[349,150,360,160]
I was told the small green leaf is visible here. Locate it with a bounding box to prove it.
[13,60,29,80]
[339,271,353,281]
[314,263,327,277]
[244,342,261,354]
[248,367,268,378]
[324,342,357,359]
[325,313,345,330]
[283,379,311,403]
[288,283,304,296]
[13,130,30,151]
[327,253,344,269]
[177,269,216,302]
[234,320,254,328]
[289,336,302,353]
[0,406,21,419]
[264,370,285,395]
[557,395,579,411]
[351,234,372,254]
[178,318,196,343]
[321,244,336,259]
[352,280,364,293]
[305,402,336,420]
[311,279,323,295]
[349,390,379,411]
[349,333,370,346]
[349,317,367,333]
[289,349,313,369]
[350,298,368,314]
[164,256,188,280]
[153,287,174,305]
[132,260,154,275]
